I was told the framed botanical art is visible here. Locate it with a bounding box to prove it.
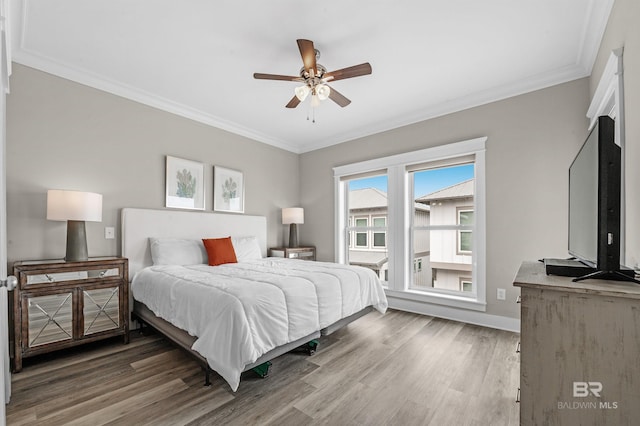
[165,155,205,210]
[214,166,244,213]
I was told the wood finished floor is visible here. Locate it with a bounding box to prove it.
[7,309,520,425]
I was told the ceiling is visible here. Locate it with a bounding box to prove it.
[9,0,614,153]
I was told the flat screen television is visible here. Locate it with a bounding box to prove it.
[568,115,636,282]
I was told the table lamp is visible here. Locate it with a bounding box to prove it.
[282,207,304,248]
[47,189,103,262]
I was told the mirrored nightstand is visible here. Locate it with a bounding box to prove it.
[12,257,129,372]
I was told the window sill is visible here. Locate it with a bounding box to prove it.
[385,288,487,312]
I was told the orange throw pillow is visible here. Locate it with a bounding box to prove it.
[202,237,238,266]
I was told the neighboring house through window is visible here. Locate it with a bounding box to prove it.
[345,182,390,283]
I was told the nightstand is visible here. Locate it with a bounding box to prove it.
[12,257,129,372]
[269,246,316,261]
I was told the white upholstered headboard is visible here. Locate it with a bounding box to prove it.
[121,208,267,279]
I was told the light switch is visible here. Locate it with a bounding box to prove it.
[105,226,115,239]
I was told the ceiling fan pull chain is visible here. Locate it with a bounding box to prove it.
[306,101,316,123]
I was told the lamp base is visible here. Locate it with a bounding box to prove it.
[288,223,299,248]
[65,220,89,262]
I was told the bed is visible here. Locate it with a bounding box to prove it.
[121,208,387,391]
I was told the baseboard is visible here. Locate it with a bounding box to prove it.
[387,295,520,333]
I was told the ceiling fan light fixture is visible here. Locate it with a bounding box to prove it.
[316,84,330,100]
[254,39,372,112]
[295,85,310,101]
[311,94,320,108]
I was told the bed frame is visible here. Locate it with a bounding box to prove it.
[121,207,373,386]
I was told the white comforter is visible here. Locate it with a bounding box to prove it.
[131,258,387,391]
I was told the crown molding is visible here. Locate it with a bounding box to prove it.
[298,62,590,153]
[12,49,303,154]
[576,0,616,74]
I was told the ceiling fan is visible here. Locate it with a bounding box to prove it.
[253,39,372,109]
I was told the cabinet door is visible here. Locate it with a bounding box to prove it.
[25,292,74,348]
[83,287,120,335]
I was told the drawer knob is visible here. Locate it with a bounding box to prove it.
[0,275,17,290]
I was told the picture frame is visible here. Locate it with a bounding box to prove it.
[213,166,244,213]
[165,155,205,210]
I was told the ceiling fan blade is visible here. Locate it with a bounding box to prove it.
[297,39,317,76]
[324,63,372,82]
[254,73,302,82]
[285,96,301,108]
[327,85,351,107]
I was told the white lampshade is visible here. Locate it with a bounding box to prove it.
[295,85,310,102]
[47,190,103,222]
[316,84,330,100]
[282,207,304,225]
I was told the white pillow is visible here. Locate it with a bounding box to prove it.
[232,236,262,261]
[149,238,208,265]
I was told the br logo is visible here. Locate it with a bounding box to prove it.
[573,382,603,397]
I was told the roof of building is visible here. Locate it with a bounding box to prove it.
[349,188,388,209]
[416,179,474,203]
[349,188,429,211]
[348,251,388,268]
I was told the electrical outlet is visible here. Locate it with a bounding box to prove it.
[104,226,115,240]
[497,288,506,300]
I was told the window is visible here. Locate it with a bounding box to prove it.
[355,218,368,247]
[410,163,475,296]
[373,217,386,247]
[334,137,486,312]
[342,174,389,284]
[457,208,473,254]
[460,279,473,292]
[413,258,423,273]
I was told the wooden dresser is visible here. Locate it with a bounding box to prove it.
[513,261,640,425]
[12,257,129,372]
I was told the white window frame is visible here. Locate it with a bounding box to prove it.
[413,258,423,273]
[334,137,487,312]
[372,216,387,248]
[457,207,474,255]
[353,216,369,248]
[460,279,473,293]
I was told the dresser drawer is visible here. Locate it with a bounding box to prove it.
[18,261,124,288]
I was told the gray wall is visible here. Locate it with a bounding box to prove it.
[6,64,300,264]
[300,79,590,319]
[590,0,640,270]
